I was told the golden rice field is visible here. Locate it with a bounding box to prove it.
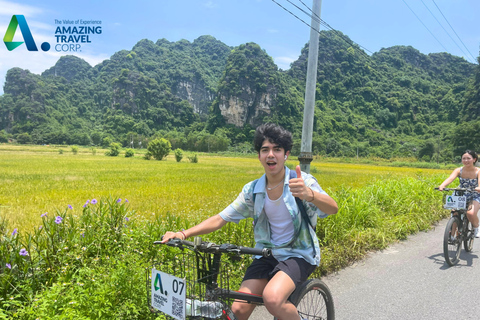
[0,144,451,232]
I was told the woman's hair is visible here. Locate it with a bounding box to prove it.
[463,150,478,164]
[253,123,293,153]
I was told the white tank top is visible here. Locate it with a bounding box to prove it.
[264,192,295,245]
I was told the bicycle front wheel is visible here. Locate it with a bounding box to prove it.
[291,278,335,320]
[464,219,475,252]
[443,216,462,266]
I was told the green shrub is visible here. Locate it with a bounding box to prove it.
[188,154,198,163]
[16,133,31,144]
[174,148,183,162]
[105,142,121,156]
[71,145,79,155]
[91,147,97,155]
[125,148,135,158]
[147,138,171,160]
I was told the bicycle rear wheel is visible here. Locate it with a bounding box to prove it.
[464,219,475,252]
[290,278,335,320]
[443,216,462,266]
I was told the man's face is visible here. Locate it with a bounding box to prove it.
[258,139,288,175]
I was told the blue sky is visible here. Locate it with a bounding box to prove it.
[0,0,479,95]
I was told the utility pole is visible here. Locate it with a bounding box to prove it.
[299,0,322,173]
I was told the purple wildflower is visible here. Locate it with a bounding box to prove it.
[6,263,11,269]
[125,217,129,222]
[55,216,63,224]
[19,249,28,256]
[41,212,47,218]
[83,200,90,208]
[68,205,73,210]
[125,199,129,203]
[91,199,97,204]
[117,198,122,203]
[81,233,85,237]
[11,228,17,236]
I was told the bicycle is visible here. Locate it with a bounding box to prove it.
[436,187,475,266]
[148,237,335,320]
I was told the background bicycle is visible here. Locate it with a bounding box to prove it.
[148,237,335,320]
[436,187,475,266]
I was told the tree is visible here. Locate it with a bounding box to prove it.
[452,120,480,154]
[16,133,32,144]
[106,142,121,156]
[0,130,9,143]
[147,138,171,160]
[418,141,435,161]
[174,148,183,162]
[90,131,103,146]
[125,148,135,157]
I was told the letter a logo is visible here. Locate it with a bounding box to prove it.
[154,273,165,294]
[3,15,49,51]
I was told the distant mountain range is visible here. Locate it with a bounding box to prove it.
[0,31,478,160]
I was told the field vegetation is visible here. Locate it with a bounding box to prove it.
[1,145,455,319]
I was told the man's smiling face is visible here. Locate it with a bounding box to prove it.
[258,139,288,175]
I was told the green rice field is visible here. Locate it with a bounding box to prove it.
[0,144,451,232]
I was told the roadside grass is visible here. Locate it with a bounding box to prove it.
[0,145,453,319]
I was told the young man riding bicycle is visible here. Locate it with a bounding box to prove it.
[161,123,338,320]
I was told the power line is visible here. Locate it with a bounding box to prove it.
[420,0,469,58]
[292,0,373,54]
[401,0,449,53]
[295,0,374,54]
[431,0,477,62]
[270,0,373,56]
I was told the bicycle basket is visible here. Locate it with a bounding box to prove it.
[147,249,238,319]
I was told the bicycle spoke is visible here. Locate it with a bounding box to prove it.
[296,287,330,320]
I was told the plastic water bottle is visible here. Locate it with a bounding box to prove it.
[186,298,223,318]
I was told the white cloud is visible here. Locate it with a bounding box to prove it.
[0,1,44,17]
[0,50,58,94]
[203,1,217,9]
[0,47,110,94]
[274,56,296,70]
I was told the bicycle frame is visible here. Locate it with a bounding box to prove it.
[437,187,475,266]
[149,237,335,320]
[193,248,265,319]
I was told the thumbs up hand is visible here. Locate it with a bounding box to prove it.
[289,165,313,201]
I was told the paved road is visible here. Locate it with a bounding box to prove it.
[252,218,480,319]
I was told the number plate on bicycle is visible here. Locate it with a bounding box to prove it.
[444,194,467,209]
[151,268,186,320]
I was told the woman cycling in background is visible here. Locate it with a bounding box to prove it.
[438,150,480,238]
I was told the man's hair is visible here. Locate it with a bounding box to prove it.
[463,150,478,164]
[253,123,293,153]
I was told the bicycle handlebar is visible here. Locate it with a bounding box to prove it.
[154,237,272,258]
[435,187,467,191]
